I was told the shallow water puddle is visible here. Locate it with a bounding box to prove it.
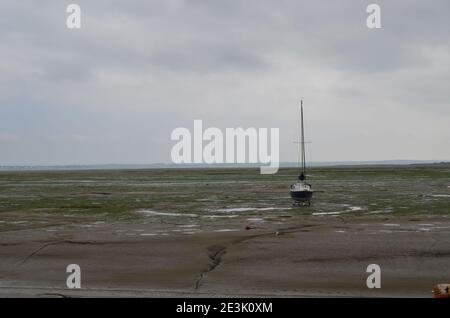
[137,209,198,218]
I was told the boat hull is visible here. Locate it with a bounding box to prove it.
[290,190,313,202]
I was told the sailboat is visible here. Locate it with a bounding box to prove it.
[290,100,313,206]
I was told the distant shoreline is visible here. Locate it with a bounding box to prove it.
[0,160,449,172]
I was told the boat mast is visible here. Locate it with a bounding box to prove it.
[300,100,306,176]
[298,99,306,181]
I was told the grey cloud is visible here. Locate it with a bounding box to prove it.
[0,0,449,165]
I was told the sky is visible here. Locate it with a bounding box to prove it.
[0,0,449,165]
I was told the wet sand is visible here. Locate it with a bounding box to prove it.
[1,166,449,297]
[1,216,449,297]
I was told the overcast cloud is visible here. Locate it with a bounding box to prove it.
[0,0,449,165]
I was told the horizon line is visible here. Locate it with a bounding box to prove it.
[0,160,449,171]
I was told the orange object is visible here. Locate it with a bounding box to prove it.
[432,284,450,298]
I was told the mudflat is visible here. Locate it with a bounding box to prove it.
[0,217,449,297]
[0,166,449,297]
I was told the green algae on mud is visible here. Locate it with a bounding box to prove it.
[0,164,449,232]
